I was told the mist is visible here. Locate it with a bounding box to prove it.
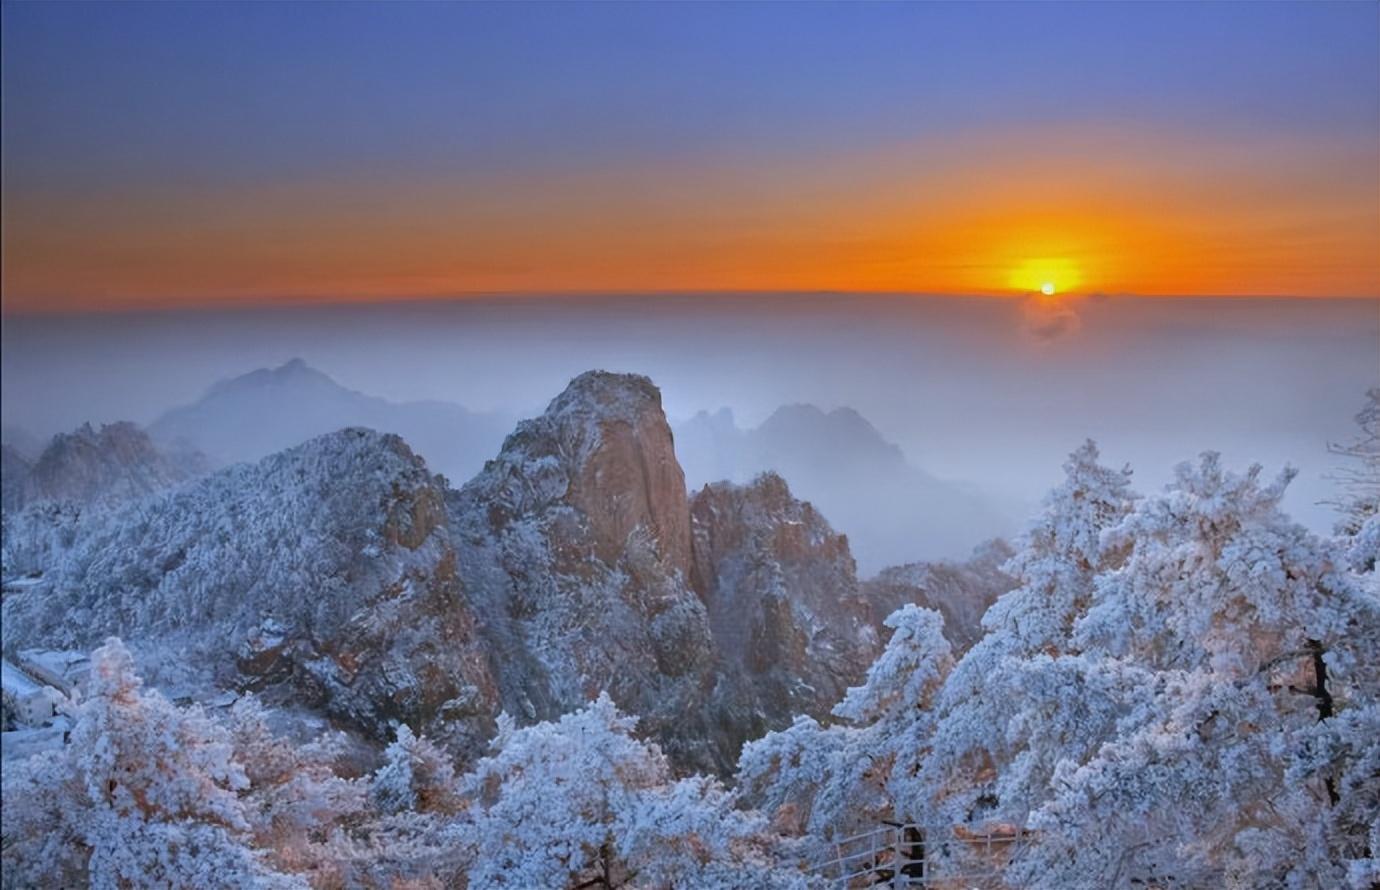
[3,293,1375,567]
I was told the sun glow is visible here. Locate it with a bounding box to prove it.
[1009,257,1081,296]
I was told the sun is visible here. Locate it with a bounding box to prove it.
[1040,282,1056,296]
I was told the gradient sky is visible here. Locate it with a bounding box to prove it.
[3,1,1378,312]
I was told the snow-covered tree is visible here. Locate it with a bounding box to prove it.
[0,639,304,889]
[1008,454,1380,889]
[909,441,1137,827]
[833,605,953,728]
[736,605,952,845]
[1326,388,1380,573]
[735,716,882,842]
[1286,702,1380,888]
[1327,387,1380,538]
[615,776,813,889]
[223,695,368,880]
[978,439,1137,657]
[737,443,1378,888]
[451,694,808,888]
[371,722,461,816]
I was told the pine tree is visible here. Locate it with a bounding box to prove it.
[1,639,304,889]
[453,693,807,888]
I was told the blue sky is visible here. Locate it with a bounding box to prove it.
[7,2,1374,189]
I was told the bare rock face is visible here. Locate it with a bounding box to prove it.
[1,429,499,756]
[469,371,691,575]
[449,371,722,770]
[14,422,207,509]
[689,472,880,748]
[862,539,1016,653]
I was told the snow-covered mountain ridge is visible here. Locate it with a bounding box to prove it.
[2,371,919,773]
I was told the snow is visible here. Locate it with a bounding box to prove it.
[2,658,65,726]
[1,723,68,761]
[15,648,89,694]
[1,659,46,698]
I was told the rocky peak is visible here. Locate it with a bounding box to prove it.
[472,370,691,577]
[453,381,881,772]
[449,372,716,763]
[206,357,334,396]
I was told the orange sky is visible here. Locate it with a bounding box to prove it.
[4,123,1378,313]
[6,2,1379,313]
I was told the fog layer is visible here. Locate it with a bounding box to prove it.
[3,293,1375,559]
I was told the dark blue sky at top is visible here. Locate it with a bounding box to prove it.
[4,1,1377,195]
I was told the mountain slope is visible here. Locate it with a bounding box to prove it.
[1,428,499,754]
[689,472,878,751]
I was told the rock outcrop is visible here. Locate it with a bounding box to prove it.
[448,371,723,770]
[689,473,878,750]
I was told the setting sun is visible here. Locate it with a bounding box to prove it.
[1040,282,1056,296]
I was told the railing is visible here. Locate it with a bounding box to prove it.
[811,822,1031,888]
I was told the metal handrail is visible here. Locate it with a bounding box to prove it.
[811,823,1032,889]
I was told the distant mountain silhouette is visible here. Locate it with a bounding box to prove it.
[3,422,206,511]
[675,404,1013,571]
[149,358,513,483]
